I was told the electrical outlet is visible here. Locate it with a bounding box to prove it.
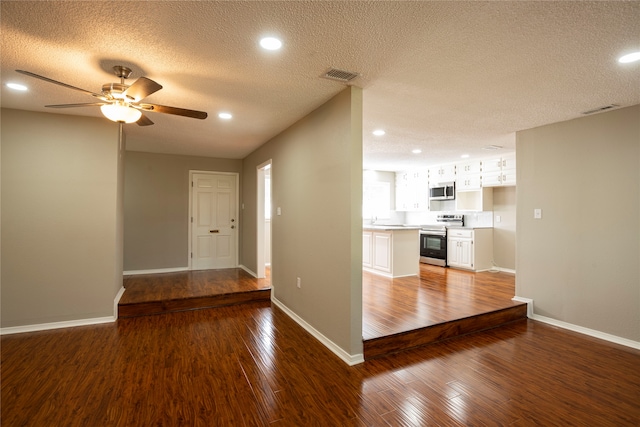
[495,215,501,223]
[296,277,301,288]
[534,208,542,219]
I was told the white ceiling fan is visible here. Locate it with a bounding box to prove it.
[16,65,208,125]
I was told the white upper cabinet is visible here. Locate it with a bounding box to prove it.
[428,164,456,183]
[456,160,482,191]
[482,153,516,187]
[395,170,428,211]
[458,160,482,175]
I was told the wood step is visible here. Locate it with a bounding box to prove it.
[118,288,271,318]
[363,303,528,359]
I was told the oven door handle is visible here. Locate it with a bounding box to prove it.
[420,231,447,237]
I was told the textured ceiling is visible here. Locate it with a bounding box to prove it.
[2,1,639,171]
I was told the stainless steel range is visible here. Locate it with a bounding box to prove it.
[419,214,464,266]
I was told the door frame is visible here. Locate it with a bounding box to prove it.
[256,160,272,279]
[187,170,240,270]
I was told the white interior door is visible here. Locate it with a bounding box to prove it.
[191,172,237,270]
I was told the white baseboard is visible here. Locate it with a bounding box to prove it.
[0,316,115,336]
[494,266,516,274]
[2,287,127,336]
[114,286,126,319]
[123,267,189,276]
[512,296,639,350]
[271,297,364,366]
[238,264,258,278]
[512,296,534,317]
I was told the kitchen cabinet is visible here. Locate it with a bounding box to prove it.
[372,232,392,272]
[482,153,516,187]
[456,160,482,191]
[447,228,494,271]
[363,227,419,278]
[395,170,428,211]
[428,164,456,183]
[362,231,373,268]
[457,160,482,175]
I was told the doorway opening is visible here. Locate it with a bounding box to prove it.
[256,160,272,279]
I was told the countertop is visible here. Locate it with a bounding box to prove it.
[446,225,493,229]
[363,225,421,231]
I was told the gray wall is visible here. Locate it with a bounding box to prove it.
[1,108,123,327]
[242,87,364,357]
[516,104,639,341]
[493,186,516,270]
[123,151,242,271]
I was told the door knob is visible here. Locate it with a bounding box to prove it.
[231,219,235,222]
[231,225,235,229]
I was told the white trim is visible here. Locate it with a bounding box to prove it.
[239,264,258,278]
[512,296,534,317]
[114,286,126,319]
[271,297,365,366]
[123,267,189,276]
[362,267,417,279]
[489,266,516,274]
[531,313,640,350]
[1,317,115,335]
[512,296,640,350]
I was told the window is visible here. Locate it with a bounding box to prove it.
[363,181,391,220]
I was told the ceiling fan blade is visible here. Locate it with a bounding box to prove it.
[16,70,105,99]
[136,114,154,126]
[139,103,208,119]
[45,102,106,108]
[123,77,162,102]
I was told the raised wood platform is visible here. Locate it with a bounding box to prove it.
[118,264,526,359]
[362,263,527,359]
[119,268,271,318]
[363,304,527,359]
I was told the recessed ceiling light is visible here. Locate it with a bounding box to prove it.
[7,83,27,91]
[618,51,640,64]
[461,154,470,159]
[412,149,422,154]
[482,145,503,150]
[218,112,232,120]
[372,129,385,136]
[260,37,282,51]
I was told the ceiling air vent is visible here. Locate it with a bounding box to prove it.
[581,104,620,115]
[321,68,359,83]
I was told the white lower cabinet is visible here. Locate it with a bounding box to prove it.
[447,228,494,271]
[363,229,419,278]
[363,231,373,268]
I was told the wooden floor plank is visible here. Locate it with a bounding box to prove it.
[3,304,639,426]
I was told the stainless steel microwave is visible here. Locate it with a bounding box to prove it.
[429,182,455,200]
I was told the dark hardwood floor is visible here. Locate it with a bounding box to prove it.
[3,302,639,426]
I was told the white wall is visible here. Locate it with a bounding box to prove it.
[1,109,123,327]
[516,104,639,342]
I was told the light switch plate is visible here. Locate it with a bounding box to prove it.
[534,208,542,219]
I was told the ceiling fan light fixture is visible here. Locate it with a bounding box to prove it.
[100,102,141,123]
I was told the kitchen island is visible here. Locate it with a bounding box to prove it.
[363,225,420,278]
